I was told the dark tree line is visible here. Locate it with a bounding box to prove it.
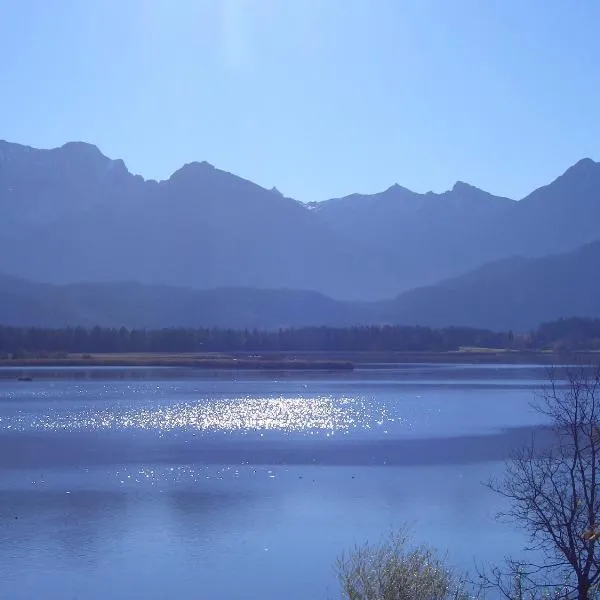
[0,324,511,355]
[0,318,599,356]
[531,317,600,351]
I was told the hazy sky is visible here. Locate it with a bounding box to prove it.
[1,0,599,201]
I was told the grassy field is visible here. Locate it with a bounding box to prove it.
[1,349,599,369]
[0,353,355,370]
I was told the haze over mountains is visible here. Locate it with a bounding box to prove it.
[0,272,372,330]
[1,139,599,331]
[1,241,600,332]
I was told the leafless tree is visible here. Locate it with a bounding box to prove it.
[486,365,600,600]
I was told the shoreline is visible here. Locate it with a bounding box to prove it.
[0,349,598,369]
[0,355,355,371]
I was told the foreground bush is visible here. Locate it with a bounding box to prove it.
[336,530,475,600]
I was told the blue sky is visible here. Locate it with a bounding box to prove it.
[1,0,599,201]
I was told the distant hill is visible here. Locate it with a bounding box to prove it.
[387,241,600,331]
[0,273,374,329]
[0,273,82,327]
[2,240,600,331]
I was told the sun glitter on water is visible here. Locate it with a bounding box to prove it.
[28,395,383,435]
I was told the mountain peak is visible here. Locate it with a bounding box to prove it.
[574,157,596,167]
[168,161,216,182]
[564,157,598,176]
[0,139,130,179]
[539,157,600,194]
[181,160,215,172]
[56,142,108,164]
[452,180,479,193]
[56,141,131,177]
[382,183,413,195]
[59,141,104,156]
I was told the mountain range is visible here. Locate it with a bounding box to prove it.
[310,157,600,290]
[0,140,396,300]
[1,139,599,331]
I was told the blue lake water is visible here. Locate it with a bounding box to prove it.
[0,364,552,599]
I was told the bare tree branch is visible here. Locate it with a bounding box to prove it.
[485,364,600,600]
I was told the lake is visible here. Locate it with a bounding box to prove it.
[0,364,551,599]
